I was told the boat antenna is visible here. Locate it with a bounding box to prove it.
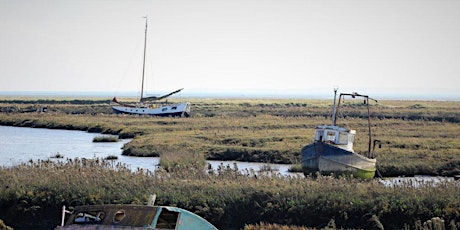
[140,16,148,102]
[331,87,338,126]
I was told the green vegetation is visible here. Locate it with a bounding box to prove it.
[0,159,459,229]
[0,219,13,230]
[244,217,456,230]
[0,97,460,229]
[50,152,64,159]
[258,163,280,173]
[159,151,206,172]
[104,155,118,160]
[93,135,120,142]
[0,98,459,177]
[288,163,303,173]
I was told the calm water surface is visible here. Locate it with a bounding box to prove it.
[0,126,292,174]
[0,125,131,166]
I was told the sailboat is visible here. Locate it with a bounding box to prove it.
[111,17,191,117]
[301,89,378,179]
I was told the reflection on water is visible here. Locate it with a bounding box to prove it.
[0,126,294,175]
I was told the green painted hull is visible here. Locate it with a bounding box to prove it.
[302,167,376,179]
[353,167,376,179]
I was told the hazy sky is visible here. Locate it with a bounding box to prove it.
[1,0,459,98]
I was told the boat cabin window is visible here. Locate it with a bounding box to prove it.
[74,210,105,224]
[155,209,179,229]
[171,106,177,110]
[113,210,126,223]
[315,130,323,141]
[315,128,354,146]
[326,131,336,142]
[162,108,168,112]
[338,132,349,145]
[315,129,337,142]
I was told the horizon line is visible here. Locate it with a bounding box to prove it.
[0,90,458,101]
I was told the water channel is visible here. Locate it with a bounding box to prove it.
[1,125,455,186]
[0,125,292,174]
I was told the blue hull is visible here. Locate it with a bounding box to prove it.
[301,142,376,179]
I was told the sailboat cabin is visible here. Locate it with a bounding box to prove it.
[314,125,356,151]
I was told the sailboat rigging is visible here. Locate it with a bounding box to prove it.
[111,17,190,117]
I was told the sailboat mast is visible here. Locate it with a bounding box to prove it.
[140,16,148,102]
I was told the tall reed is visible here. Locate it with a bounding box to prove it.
[0,159,459,229]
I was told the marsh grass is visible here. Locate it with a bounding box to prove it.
[93,135,119,142]
[159,151,206,172]
[104,155,118,160]
[243,222,313,230]
[259,163,279,173]
[1,98,460,229]
[288,164,303,173]
[0,159,459,229]
[0,219,13,230]
[0,98,459,176]
[244,217,457,230]
[50,152,64,159]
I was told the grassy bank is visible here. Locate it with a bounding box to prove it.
[93,135,120,142]
[0,159,459,229]
[0,98,459,177]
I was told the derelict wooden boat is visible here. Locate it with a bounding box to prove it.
[56,203,217,230]
[301,90,378,179]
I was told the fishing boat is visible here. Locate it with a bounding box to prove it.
[301,89,378,179]
[111,17,191,117]
[56,196,217,230]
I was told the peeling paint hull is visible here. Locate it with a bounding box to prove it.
[301,142,376,179]
[56,204,217,230]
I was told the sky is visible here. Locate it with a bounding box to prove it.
[1,0,459,99]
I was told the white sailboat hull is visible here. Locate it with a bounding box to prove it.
[111,18,191,117]
[111,102,190,117]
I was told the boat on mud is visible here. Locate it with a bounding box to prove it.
[301,89,378,179]
[111,17,190,117]
[111,96,191,117]
[56,196,217,230]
